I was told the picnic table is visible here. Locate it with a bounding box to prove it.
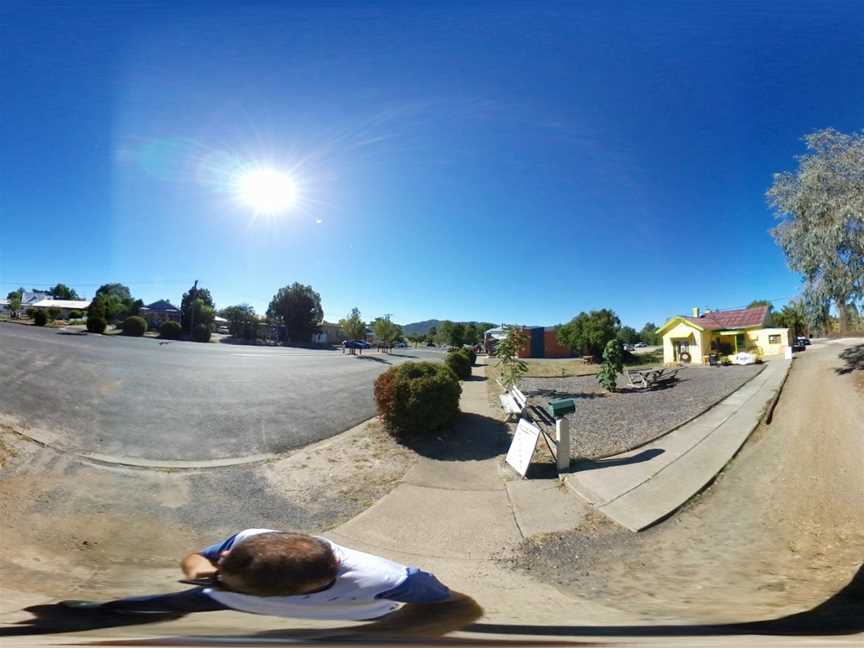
[624,367,679,390]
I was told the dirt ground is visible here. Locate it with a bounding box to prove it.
[507,341,864,624]
[0,417,416,608]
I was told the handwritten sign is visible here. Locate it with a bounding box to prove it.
[506,418,541,478]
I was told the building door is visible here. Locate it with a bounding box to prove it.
[673,338,692,362]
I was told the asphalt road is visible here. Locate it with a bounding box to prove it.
[0,323,444,462]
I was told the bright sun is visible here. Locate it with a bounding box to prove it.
[234,167,298,214]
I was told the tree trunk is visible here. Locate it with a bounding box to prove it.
[837,296,849,335]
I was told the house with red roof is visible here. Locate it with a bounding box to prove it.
[657,306,790,365]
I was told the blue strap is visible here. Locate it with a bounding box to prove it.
[198,532,240,561]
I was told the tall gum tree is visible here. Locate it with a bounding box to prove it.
[767,129,864,334]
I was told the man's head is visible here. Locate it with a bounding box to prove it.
[216,532,339,596]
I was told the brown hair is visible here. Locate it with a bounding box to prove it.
[219,532,338,596]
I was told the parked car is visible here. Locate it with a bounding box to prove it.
[425,341,436,346]
[795,336,811,346]
[623,343,635,352]
[394,341,407,348]
[634,342,648,348]
[791,338,806,352]
[354,340,370,348]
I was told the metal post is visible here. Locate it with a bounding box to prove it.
[555,416,570,473]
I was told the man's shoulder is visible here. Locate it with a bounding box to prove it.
[325,540,410,588]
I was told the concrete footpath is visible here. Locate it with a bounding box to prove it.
[324,361,624,627]
[565,358,792,531]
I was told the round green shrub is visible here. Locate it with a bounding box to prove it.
[86,316,107,334]
[192,323,211,343]
[25,308,37,319]
[374,362,461,440]
[460,347,477,365]
[68,309,83,319]
[33,310,48,326]
[160,320,182,339]
[446,349,472,380]
[122,316,147,337]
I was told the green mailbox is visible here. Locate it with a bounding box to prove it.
[547,398,576,419]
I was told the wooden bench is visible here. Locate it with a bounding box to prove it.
[499,385,528,421]
[624,367,679,390]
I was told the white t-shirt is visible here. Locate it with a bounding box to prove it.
[200,529,448,620]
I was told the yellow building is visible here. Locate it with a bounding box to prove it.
[658,306,790,365]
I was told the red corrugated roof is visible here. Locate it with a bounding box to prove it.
[682,305,768,330]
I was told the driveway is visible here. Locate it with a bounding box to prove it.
[0,324,442,462]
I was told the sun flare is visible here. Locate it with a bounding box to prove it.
[234,167,298,214]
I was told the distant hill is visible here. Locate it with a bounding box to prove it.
[401,319,440,336]
[400,319,499,337]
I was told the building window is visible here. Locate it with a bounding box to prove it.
[768,334,781,344]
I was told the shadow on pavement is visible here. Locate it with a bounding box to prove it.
[404,414,510,461]
[0,605,183,637]
[836,344,864,374]
[572,448,665,472]
[4,563,861,641]
[354,355,392,365]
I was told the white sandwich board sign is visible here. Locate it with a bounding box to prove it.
[506,418,541,478]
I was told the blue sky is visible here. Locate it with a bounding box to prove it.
[2,1,863,328]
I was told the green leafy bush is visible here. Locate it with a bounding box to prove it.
[68,310,83,319]
[122,316,147,337]
[47,307,62,321]
[461,347,477,365]
[25,308,37,319]
[494,327,528,390]
[86,316,107,333]
[192,323,211,343]
[597,339,623,392]
[33,310,48,326]
[374,362,461,440]
[160,320,182,339]
[87,295,108,333]
[446,349,472,380]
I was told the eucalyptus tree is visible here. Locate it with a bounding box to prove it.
[767,129,864,334]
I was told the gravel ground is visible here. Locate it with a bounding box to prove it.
[520,364,764,459]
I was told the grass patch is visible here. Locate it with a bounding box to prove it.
[625,348,664,367]
[523,360,599,378]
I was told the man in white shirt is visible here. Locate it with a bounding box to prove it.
[62,529,482,637]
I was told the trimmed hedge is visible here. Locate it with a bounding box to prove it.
[86,316,107,334]
[446,349,472,380]
[33,310,48,326]
[374,362,461,440]
[461,347,477,365]
[123,316,147,337]
[192,323,211,343]
[160,320,182,339]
